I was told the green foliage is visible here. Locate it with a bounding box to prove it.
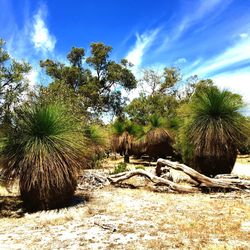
[135,165,145,170]
[234,118,250,154]
[84,124,109,168]
[0,39,31,127]
[160,67,181,93]
[40,42,137,118]
[38,82,88,121]
[111,162,128,174]
[111,119,144,163]
[0,104,86,211]
[112,119,144,138]
[84,124,107,146]
[67,47,85,67]
[148,114,166,128]
[126,93,179,126]
[177,85,249,176]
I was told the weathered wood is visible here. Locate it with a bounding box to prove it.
[157,158,250,191]
[108,169,198,193]
[108,159,250,193]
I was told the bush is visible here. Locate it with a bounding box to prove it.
[177,86,249,176]
[111,162,128,174]
[0,104,86,211]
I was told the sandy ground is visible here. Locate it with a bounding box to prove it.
[233,163,250,178]
[0,157,250,250]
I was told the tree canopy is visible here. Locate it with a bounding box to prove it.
[40,42,137,119]
[0,39,31,128]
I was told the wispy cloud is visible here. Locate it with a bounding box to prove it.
[239,33,248,39]
[190,35,250,77]
[158,0,230,52]
[2,2,57,88]
[126,28,160,67]
[31,5,56,53]
[178,0,228,34]
[25,68,39,89]
[213,68,250,103]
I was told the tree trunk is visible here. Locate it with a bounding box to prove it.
[124,133,130,163]
[124,153,129,163]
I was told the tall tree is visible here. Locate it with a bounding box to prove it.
[40,42,136,118]
[0,39,31,128]
[126,68,180,126]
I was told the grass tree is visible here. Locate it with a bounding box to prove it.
[0,104,86,211]
[111,119,143,163]
[83,124,109,168]
[144,114,174,160]
[178,86,249,177]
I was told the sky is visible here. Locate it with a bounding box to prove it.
[0,0,250,113]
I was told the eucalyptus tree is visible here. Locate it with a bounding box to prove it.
[0,39,31,129]
[40,43,136,119]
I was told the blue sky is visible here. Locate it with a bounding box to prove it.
[0,0,250,112]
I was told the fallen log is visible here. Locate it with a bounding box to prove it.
[157,159,250,191]
[108,159,250,193]
[108,169,198,193]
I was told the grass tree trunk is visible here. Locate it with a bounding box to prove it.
[20,175,77,211]
[124,134,130,163]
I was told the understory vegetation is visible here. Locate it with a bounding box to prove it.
[0,37,250,213]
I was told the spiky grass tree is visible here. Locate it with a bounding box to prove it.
[179,87,249,177]
[112,119,143,163]
[84,124,108,168]
[144,114,174,160]
[0,104,86,211]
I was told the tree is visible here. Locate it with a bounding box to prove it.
[144,114,174,160]
[125,68,180,126]
[177,86,249,177]
[111,119,143,163]
[40,42,136,118]
[0,104,86,211]
[0,39,31,128]
[38,81,89,122]
[83,124,109,168]
[126,93,179,126]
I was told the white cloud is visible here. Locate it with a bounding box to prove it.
[176,0,226,38]
[26,68,39,89]
[31,7,56,53]
[213,69,250,103]
[126,29,160,67]
[212,69,250,115]
[174,57,187,66]
[157,0,227,53]
[195,0,225,19]
[240,33,248,39]
[191,36,250,76]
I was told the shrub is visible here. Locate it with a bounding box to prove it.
[0,104,86,211]
[111,162,128,174]
[177,86,249,176]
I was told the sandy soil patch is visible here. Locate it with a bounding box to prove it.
[1,156,250,249]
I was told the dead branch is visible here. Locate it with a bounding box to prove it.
[108,159,250,193]
[108,169,198,193]
[157,158,250,191]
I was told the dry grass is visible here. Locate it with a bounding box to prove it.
[0,157,250,249]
